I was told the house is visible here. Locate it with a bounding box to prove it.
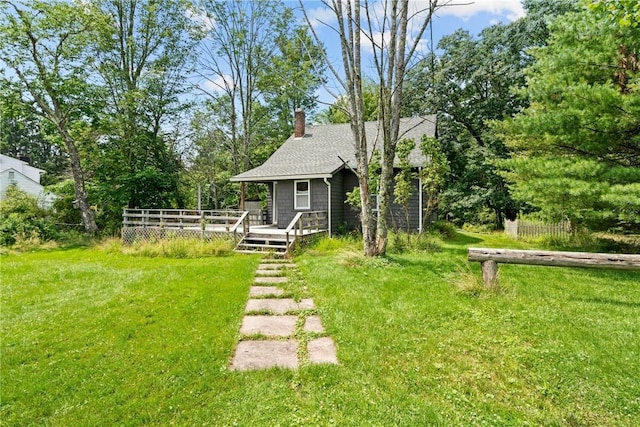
[0,154,55,207]
[231,110,437,235]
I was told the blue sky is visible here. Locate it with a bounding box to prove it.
[293,0,526,106]
[193,1,527,110]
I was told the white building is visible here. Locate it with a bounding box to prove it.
[0,154,56,207]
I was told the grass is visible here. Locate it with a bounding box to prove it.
[1,232,639,425]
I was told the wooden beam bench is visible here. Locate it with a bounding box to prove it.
[468,248,640,286]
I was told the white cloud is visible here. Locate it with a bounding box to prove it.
[435,0,525,22]
[201,74,234,94]
[184,7,215,31]
[304,5,338,30]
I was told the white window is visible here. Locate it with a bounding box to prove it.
[294,180,310,210]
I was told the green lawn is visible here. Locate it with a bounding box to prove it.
[1,233,639,426]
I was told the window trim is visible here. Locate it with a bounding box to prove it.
[294,179,311,210]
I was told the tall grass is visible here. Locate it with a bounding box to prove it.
[98,237,234,258]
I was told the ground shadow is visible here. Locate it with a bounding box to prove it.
[571,297,640,309]
[448,232,483,245]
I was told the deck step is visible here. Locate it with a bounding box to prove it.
[242,239,287,245]
[235,233,294,256]
[239,243,287,249]
[234,249,287,256]
[234,232,294,255]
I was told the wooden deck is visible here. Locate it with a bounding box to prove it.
[121,209,327,255]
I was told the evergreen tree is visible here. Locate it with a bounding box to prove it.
[496,1,640,231]
[403,0,577,228]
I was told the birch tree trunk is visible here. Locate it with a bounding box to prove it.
[302,0,439,255]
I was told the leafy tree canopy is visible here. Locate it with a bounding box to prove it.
[403,0,577,227]
[495,0,640,230]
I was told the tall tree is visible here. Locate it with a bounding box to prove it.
[90,0,195,228]
[316,80,380,124]
[183,109,237,210]
[495,1,640,231]
[259,25,326,137]
[0,82,68,185]
[302,0,439,256]
[0,0,101,233]
[403,0,577,227]
[196,0,319,209]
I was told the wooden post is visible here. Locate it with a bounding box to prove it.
[481,260,499,288]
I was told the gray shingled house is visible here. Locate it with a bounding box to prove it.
[230,111,437,235]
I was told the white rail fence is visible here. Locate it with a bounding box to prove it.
[504,219,571,240]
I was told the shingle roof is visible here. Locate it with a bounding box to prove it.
[231,115,436,182]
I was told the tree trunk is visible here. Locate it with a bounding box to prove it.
[63,132,98,234]
[301,0,437,256]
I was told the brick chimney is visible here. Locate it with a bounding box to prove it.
[294,108,305,138]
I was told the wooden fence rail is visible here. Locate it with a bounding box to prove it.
[468,247,640,287]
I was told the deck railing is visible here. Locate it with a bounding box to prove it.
[121,208,256,245]
[284,211,328,250]
[229,210,250,244]
[123,208,249,230]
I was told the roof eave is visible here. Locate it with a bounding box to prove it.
[230,173,334,183]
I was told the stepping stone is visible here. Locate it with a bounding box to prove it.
[308,337,338,365]
[303,316,325,333]
[257,263,296,270]
[246,298,300,314]
[255,269,284,276]
[246,298,315,314]
[249,286,284,297]
[299,298,315,310]
[230,340,298,370]
[240,315,297,337]
[255,276,288,284]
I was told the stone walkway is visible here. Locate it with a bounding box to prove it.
[229,259,339,371]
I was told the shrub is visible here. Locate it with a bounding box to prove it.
[48,179,82,226]
[388,231,442,254]
[462,222,496,233]
[0,187,57,246]
[390,232,408,253]
[415,234,442,252]
[428,220,457,238]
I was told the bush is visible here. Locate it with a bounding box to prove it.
[415,234,442,252]
[48,179,82,226]
[0,187,57,246]
[428,220,457,238]
[389,232,409,253]
[462,222,496,233]
[388,231,442,254]
[536,232,640,254]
